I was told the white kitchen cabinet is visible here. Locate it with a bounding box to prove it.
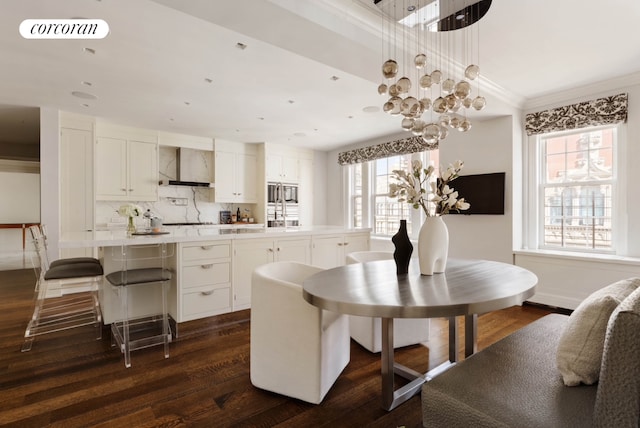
[214,142,258,203]
[311,233,370,269]
[96,137,158,201]
[232,236,311,310]
[177,240,232,322]
[266,152,299,183]
[60,126,94,258]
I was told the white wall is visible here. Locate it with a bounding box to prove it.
[0,171,40,251]
[438,116,515,264]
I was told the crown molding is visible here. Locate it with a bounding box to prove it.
[523,71,640,112]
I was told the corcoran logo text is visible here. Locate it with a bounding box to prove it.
[20,19,109,39]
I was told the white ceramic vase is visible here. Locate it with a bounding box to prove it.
[418,216,449,275]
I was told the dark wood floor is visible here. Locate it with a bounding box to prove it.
[0,268,551,427]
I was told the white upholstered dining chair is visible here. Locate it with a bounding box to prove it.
[346,251,430,353]
[250,261,350,404]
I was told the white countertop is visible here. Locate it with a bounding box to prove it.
[59,225,371,248]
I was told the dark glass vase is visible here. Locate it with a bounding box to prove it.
[392,219,413,275]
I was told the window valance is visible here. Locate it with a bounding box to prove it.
[337,136,437,165]
[525,93,628,136]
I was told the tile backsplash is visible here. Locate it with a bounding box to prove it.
[95,146,255,227]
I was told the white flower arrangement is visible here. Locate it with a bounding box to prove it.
[389,159,470,216]
[117,203,143,218]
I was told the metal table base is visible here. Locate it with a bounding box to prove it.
[380,314,478,411]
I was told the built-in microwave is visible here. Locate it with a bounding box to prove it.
[267,182,298,204]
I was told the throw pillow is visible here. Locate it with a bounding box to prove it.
[556,277,640,386]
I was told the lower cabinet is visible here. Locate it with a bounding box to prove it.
[177,240,232,322]
[175,232,368,320]
[232,237,311,311]
[311,233,370,269]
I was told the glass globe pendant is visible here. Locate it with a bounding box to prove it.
[414,53,427,69]
[430,70,442,84]
[401,118,415,130]
[382,59,398,79]
[396,77,412,94]
[454,81,472,99]
[411,120,426,136]
[472,96,486,111]
[400,97,418,116]
[465,64,480,80]
[442,78,455,94]
[432,97,448,114]
[419,74,432,89]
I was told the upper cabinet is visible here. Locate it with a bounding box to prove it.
[95,123,158,201]
[264,143,314,184]
[214,139,258,203]
[266,151,299,183]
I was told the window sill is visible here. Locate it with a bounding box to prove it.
[514,249,640,266]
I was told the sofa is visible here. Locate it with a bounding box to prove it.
[421,281,640,427]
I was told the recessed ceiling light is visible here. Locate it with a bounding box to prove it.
[288,100,295,104]
[330,76,339,81]
[363,106,380,113]
[81,103,90,108]
[169,118,174,122]
[204,78,213,83]
[81,81,92,86]
[348,115,354,119]
[184,101,190,106]
[258,117,265,120]
[236,42,247,50]
[71,91,97,100]
[83,47,95,54]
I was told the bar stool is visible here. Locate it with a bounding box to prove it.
[22,226,103,352]
[105,243,172,368]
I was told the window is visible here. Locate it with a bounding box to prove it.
[350,163,363,228]
[346,150,438,238]
[538,126,616,252]
[374,155,414,236]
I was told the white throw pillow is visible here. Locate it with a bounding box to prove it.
[556,277,640,386]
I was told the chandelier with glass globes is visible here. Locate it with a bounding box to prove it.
[376,0,491,145]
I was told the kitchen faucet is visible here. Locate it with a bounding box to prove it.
[274,182,287,228]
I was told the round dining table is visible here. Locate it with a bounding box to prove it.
[302,258,538,411]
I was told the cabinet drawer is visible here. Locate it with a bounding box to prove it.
[182,262,230,289]
[182,286,231,317]
[183,243,230,261]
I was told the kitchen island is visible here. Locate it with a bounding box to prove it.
[59,226,371,329]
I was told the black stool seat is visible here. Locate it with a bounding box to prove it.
[106,268,172,286]
[50,257,101,269]
[44,262,104,280]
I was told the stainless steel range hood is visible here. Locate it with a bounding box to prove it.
[159,147,214,188]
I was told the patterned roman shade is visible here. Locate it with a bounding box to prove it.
[525,93,628,136]
[337,135,437,165]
